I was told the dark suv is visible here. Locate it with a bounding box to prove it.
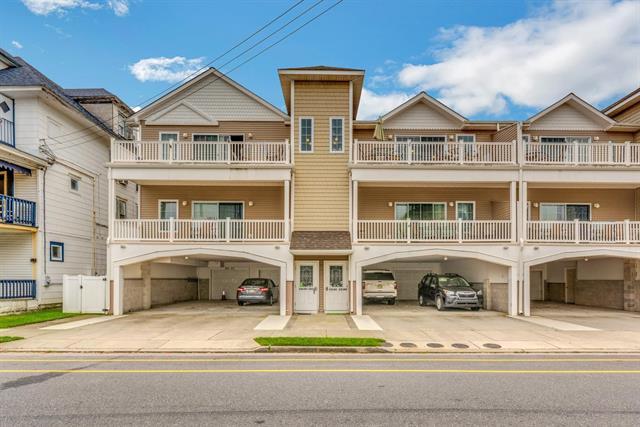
[418,273,482,311]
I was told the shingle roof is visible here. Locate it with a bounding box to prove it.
[290,231,352,251]
[64,88,116,98]
[0,48,117,138]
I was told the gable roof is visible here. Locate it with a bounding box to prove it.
[0,48,117,138]
[131,68,289,122]
[381,91,467,125]
[602,87,640,117]
[65,88,134,115]
[525,93,616,129]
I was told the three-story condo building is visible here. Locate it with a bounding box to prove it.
[107,66,640,317]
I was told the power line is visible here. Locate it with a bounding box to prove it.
[48,0,310,144]
[52,0,345,152]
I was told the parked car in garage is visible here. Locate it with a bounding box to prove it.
[418,273,482,311]
[237,278,278,306]
[363,270,397,305]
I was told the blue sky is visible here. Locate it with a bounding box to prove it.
[2,0,639,120]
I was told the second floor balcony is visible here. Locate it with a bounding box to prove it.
[0,195,37,228]
[353,140,516,165]
[111,140,291,165]
[356,219,513,243]
[112,218,287,242]
[523,141,640,166]
[527,220,640,244]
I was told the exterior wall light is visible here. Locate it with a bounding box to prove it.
[594,203,600,208]
[248,201,254,207]
[182,200,188,206]
[533,202,539,208]
[448,201,454,207]
[387,201,393,207]
[248,133,254,139]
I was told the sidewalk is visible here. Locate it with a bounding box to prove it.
[2,301,640,353]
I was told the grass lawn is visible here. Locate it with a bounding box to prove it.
[0,336,24,344]
[0,308,81,329]
[254,337,385,347]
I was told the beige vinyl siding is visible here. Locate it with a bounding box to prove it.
[358,187,511,220]
[383,102,462,129]
[611,103,640,124]
[293,81,350,231]
[528,188,637,221]
[139,185,284,220]
[354,128,497,142]
[529,104,606,130]
[525,130,635,143]
[140,121,289,141]
[494,123,518,142]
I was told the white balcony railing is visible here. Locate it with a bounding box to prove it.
[111,140,290,164]
[113,219,286,242]
[524,142,640,166]
[356,219,512,242]
[527,220,640,244]
[354,140,516,165]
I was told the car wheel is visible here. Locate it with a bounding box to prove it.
[435,295,444,311]
[471,307,480,311]
[237,301,244,306]
[419,295,425,306]
[388,299,396,305]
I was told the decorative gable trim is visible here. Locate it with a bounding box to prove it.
[526,93,616,130]
[147,101,218,125]
[381,92,467,124]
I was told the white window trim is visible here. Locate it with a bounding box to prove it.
[116,197,128,219]
[455,201,476,220]
[538,202,592,221]
[159,131,180,141]
[299,117,314,153]
[522,134,531,143]
[394,201,448,220]
[395,135,447,142]
[455,134,476,143]
[158,199,179,219]
[190,201,245,220]
[540,136,592,144]
[329,116,345,153]
[69,174,81,194]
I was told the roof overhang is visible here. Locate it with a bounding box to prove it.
[278,68,365,119]
[0,143,48,169]
[289,249,353,256]
[602,88,640,117]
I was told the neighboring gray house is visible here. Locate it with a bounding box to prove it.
[0,48,137,312]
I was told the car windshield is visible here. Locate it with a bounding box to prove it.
[364,272,395,281]
[437,276,471,287]
[242,279,269,287]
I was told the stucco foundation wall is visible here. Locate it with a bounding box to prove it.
[486,282,508,313]
[123,279,144,312]
[150,279,197,306]
[0,299,39,314]
[574,280,624,309]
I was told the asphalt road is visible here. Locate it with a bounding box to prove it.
[1,353,640,426]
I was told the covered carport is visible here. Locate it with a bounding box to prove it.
[110,246,291,316]
[354,247,519,315]
[527,252,640,315]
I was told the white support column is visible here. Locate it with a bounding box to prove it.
[520,181,528,243]
[279,263,287,316]
[284,180,290,241]
[107,168,115,244]
[112,265,124,315]
[352,180,358,242]
[508,265,518,316]
[510,181,517,243]
[518,181,528,315]
[523,265,531,316]
[355,264,363,315]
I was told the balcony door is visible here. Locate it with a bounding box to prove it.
[539,203,590,221]
[192,202,244,240]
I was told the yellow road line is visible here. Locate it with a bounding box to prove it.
[0,358,639,363]
[1,369,640,374]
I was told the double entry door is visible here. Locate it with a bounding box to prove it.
[294,261,349,314]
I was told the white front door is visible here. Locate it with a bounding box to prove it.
[324,261,349,313]
[294,261,319,313]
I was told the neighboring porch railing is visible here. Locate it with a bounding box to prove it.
[0,280,36,299]
[113,219,286,242]
[0,195,37,227]
[356,219,512,242]
[523,142,640,166]
[353,140,516,165]
[0,117,15,146]
[527,220,640,244]
[111,140,291,164]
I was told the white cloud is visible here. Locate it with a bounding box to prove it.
[129,56,207,83]
[21,0,129,16]
[396,0,640,116]
[358,88,412,120]
[11,41,24,49]
[132,106,141,112]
